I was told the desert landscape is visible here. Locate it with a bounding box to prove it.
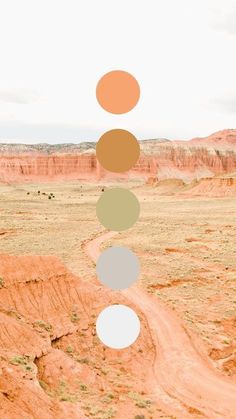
[0,129,236,418]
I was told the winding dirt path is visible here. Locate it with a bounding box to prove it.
[84,231,236,419]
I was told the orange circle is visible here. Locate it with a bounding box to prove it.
[96,70,140,114]
[96,129,140,173]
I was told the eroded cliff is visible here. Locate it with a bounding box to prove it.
[0,130,235,183]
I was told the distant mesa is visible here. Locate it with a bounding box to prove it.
[0,129,235,184]
[189,129,236,146]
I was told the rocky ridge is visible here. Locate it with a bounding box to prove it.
[0,130,235,183]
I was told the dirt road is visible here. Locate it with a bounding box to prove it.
[85,231,236,418]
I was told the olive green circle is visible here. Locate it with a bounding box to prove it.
[96,188,140,231]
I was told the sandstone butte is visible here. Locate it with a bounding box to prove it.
[0,129,235,184]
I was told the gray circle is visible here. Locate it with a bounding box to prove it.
[96,304,141,349]
[96,246,140,290]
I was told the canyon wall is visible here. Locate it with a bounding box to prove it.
[0,131,235,183]
[0,154,98,183]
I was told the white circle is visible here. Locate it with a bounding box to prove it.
[96,304,140,349]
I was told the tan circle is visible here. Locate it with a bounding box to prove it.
[96,70,140,114]
[96,129,140,173]
[96,188,140,231]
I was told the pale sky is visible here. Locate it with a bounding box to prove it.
[0,0,235,143]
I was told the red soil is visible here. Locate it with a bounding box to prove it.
[0,253,159,418]
[0,232,236,417]
[85,231,236,419]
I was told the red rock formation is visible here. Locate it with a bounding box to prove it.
[183,177,236,197]
[0,130,235,183]
[0,154,97,183]
[0,254,156,418]
[190,129,236,146]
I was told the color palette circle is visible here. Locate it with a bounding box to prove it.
[96,70,140,114]
[96,187,140,231]
[96,129,140,173]
[96,304,140,349]
[95,70,141,350]
[96,246,140,290]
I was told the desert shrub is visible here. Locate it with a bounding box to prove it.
[76,357,89,365]
[34,320,53,333]
[56,380,79,403]
[102,393,114,404]
[99,407,117,419]
[135,400,150,408]
[70,310,80,323]
[128,392,152,409]
[10,355,28,366]
[80,384,88,391]
[10,355,33,372]
[0,277,5,288]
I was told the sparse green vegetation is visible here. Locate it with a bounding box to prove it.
[59,394,78,402]
[101,367,109,375]
[10,355,29,366]
[39,378,86,402]
[66,345,74,354]
[10,355,33,372]
[0,277,5,288]
[128,391,152,409]
[98,407,117,419]
[76,357,89,365]
[34,320,53,334]
[56,380,79,403]
[80,383,88,392]
[81,397,117,417]
[85,405,101,416]
[6,309,21,319]
[70,310,80,323]
[102,393,114,404]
